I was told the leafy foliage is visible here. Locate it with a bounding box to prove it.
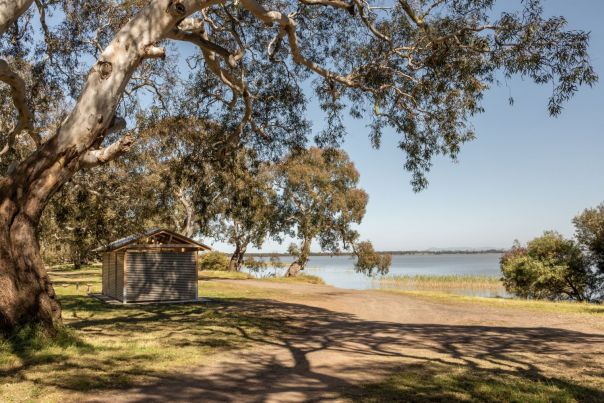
[276,148,390,275]
[354,241,392,276]
[573,202,604,274]
[500,233,599,301]
[198,251,230,272]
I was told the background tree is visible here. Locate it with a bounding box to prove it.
[211,150,278,271]
[197,251,229,271]
[276,148,385,276]
[39,164,160,269]
[0,0,596,332]
[354,241,392,276]
[573,203,604,275]
[500,232,598,302]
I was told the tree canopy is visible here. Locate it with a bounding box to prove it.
[0,0,597,332]
[501,203,604,302]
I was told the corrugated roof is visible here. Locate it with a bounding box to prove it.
[93,228,211,252]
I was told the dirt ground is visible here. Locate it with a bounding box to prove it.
[87,280,604,402]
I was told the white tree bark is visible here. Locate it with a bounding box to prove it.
[0,0,34,35]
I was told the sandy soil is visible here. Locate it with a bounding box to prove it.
[87,280,604,403]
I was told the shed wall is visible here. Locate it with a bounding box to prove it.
[125,251,197,302]
[102,253,109,296]
[116,252,125,301]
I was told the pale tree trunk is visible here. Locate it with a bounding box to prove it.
[0,0,219,334]
[177,188,199,238]
[228,242,248,272]
[0,0,34,34]
[286,237,311,277]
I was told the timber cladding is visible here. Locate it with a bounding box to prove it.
[98,228,209,303]
[125,251,197,302]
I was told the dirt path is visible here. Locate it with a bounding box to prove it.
[88,280,604,402]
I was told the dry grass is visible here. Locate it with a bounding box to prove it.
[198,270,325,285]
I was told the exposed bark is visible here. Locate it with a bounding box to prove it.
[176,188,199,238]
[0,59,40,156]
[0,0,221,333]
[0,203,61,333]
[0,0,34,35]
[228,242,247,272]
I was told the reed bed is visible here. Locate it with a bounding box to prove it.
[375,274,506,297]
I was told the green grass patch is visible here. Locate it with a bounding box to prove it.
[354,361,604,403]
[0,272,285,401]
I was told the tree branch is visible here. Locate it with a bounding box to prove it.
[352,0,390,42]
[143,45,166,59]
[80,133,133,168]
[240,0,359,87]
[299,0,354,13]
[0,59,40,156]
[0,0,34,35]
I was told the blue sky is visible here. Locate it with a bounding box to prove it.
[226,0,604,253]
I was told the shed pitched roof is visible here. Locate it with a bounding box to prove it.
[94,228,211,252]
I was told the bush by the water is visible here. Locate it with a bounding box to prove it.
[501,231,602,302]
[198,251,230,271]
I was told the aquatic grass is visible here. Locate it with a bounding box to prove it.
[376,274,506,297]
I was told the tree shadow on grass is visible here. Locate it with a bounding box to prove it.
[3,295,604,402]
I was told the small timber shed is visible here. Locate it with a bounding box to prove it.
[96,228,211,303]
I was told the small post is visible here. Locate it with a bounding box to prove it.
[76,282,79,291]
[87,284,91,293]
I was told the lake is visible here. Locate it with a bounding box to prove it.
[245,253,505,296]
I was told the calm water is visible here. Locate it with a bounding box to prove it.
[246,253,503,291]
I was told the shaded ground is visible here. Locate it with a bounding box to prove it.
[85,279,604,402]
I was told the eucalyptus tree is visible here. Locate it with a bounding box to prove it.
[276,148,384,276]
[0,0,596,333]
[211,150,278,271]
[39,160,162,268]
[132,115,228,238]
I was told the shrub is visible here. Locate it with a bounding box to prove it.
[500,232,596,301]
[355,241,391,276]
[198,251,229,271]
[243,256,267,272]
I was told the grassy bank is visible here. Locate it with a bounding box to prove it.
[199,270,325,284]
